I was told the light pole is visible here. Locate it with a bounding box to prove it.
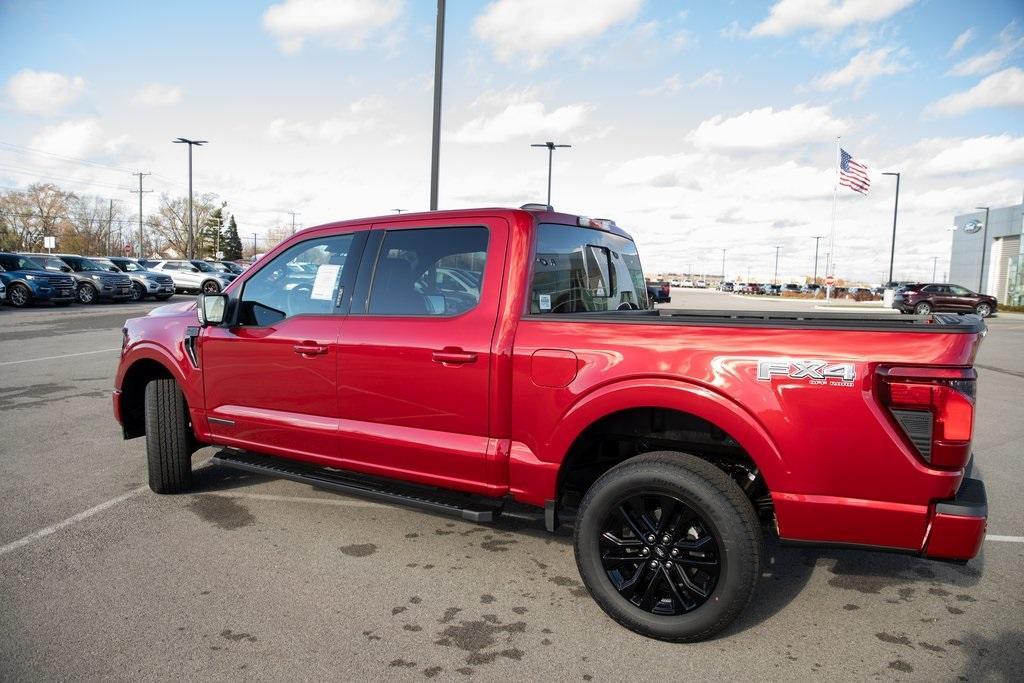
[429,0,445,211]
[773,245,781,284]
[932,256,939,282]
[811,235,822,284]
[720,248,726,283]
[392,209,405,214]
[976,206,990,293]
[173,137,207,259]
[531,141,571,207]
[882,171,900,284]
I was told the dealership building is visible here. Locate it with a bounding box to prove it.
[950,202,1023,306]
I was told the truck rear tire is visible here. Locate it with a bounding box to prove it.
[574,451,761,642]
[144,378,193,494]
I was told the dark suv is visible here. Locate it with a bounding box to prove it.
[0,252,76,307]
[23,253,133,304]
[893,283,996,317]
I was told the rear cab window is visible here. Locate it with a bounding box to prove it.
[531,223,649,313]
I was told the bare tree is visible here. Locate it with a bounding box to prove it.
[0,184,77,251]
[148,192,221,257]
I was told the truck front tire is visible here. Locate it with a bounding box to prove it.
[574,451,761,642]
[144,378,193,494]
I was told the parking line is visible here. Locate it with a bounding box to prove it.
[0,348,120,366]
[985,535,1024,543]
[0,486,147,558]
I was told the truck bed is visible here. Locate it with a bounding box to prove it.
[536,308,985,333]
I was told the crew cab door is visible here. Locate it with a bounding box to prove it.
[335,217,508,493]
[201,231,364,463]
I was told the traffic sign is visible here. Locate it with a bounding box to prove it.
[825,275,835,286]
[123,244,133,255]
[43,236,55,249]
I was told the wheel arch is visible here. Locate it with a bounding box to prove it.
[117,347,196,439]
[548,378,787,511]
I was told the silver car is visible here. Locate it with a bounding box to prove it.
[148,259,237,294]
[101,257,176,301]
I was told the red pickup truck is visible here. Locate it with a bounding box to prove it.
[114,206,987,642]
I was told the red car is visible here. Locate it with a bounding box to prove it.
[894,283,997,317]
[114,207,987,642]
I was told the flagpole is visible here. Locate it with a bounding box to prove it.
[826,136,840,303]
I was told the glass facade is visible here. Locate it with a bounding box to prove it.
[1008,253,1024,307]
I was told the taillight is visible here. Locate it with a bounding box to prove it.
[878,367,976,469]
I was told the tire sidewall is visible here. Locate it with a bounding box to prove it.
[10,284,29,307]
[915,302,931,315]
[976,303,991,317]
[131,282,145,301]
[575,459,757,640]
[202,280,220,294]
[78,283,96,304]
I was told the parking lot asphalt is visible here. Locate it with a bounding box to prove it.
[1,292,1022,681]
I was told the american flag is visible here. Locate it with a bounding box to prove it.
[839,148,870,194]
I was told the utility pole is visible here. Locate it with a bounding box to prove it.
[932,256,939,282]
[429,0,446,211]
[531,141,571,207]
[253,233,258,258]
[173,137,208,259]
[811,235,823,284]
[392,209,405,214]
[720,248,726,282]
[773,245,781,284]
[106,199,114,255]
[289,211,300,235]
[882,171,900,284]
[130,172,152,258]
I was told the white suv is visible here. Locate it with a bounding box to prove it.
[149,260,236,294]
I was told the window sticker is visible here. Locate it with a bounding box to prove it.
[539,293,551,311]
[310,264,341,300]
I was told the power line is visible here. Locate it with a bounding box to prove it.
[0,140,136,173]
[0,163,133,191]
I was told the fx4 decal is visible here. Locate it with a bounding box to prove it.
[756,359,857,386]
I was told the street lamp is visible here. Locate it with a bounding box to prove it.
[882,172,900,284]
[975,206,990,293]
[773,246,781,284]
[531,141,571,207]
[173,137,207,259]
[811,235,823,284]
[720,248,726,282]
[429,0,446,211]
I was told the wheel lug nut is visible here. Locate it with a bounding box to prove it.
[670,548,679,557]
[641,547,650,555]
[649,560,659,569]
[646,535,656,543]
[665,561,673,569]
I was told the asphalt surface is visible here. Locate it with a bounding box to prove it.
[1,291,1021,681]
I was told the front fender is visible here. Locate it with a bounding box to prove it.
[547,377,788,492]
[117,339,203,411]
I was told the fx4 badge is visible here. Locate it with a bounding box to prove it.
[757,359,856,386]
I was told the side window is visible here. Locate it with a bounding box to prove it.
[161,262,177,271]
[239,234,355,326]
[949,285,971,296]
[367,227,488,316]
[921,285,940,293]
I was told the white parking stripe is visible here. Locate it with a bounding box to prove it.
[0,348,120,366]
[985,535,1024,543]
[0,486,147,557]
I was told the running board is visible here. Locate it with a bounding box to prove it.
[210,450,503,523]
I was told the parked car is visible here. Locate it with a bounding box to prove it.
[0,275,5,303]
[695,279,708,289]
[0,252,76,307]
[647,281,671,304]
[147,259,237,293]
[719,281,734,292]
[19,252,131,304]
[102,256,176,301]
[115,206,987,643]
[782,284,801,294]
[681,279,693,288]
[893,283,997,317]
[801,283,822,295]
[211,260,245,275]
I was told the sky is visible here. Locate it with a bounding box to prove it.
[1,0,1023,283]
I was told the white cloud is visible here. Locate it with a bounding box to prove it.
[947,21,1023,77]
[925,67,1024,117]
[472,0,642,68]
[690,69,724,89]
[262,0,403,54]
[5,69,85,115]
[133,82,183,108]
[639,74,683,96]
[348,95,385,113]
[605,153,707,187]
[686,104,849,152]
[266,116,372,144]
[811,46,907,95]
[946,27,975,57]
[448,101,591,144]
[918,135,1024,176]
[28,118,124,158]
[750,0,916,37]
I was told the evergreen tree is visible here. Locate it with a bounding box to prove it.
[221,214,243,260]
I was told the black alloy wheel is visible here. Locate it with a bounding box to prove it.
[202,280,221,294]
[599,493,720,616]
[9,283,30,307]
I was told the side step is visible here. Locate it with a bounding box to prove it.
[210,450,503,523]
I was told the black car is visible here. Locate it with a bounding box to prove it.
[646,282,671,305]
[22,253,133,304]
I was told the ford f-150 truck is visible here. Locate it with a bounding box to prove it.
[113,206,987,642]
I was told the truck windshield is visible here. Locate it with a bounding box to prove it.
[531,223,648,313]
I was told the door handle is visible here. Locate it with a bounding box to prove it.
[432,348,477,365]
[293,342,329,356]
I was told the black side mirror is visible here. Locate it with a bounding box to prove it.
[197,293,228,326]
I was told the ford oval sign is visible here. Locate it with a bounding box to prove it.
[963,219,983,234]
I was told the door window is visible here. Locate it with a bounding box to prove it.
[367,227,488,316]
[949,285,971,296]
[239,234,355,326]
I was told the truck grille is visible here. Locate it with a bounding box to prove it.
[153,274,174,285]
[46,274,76,297]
